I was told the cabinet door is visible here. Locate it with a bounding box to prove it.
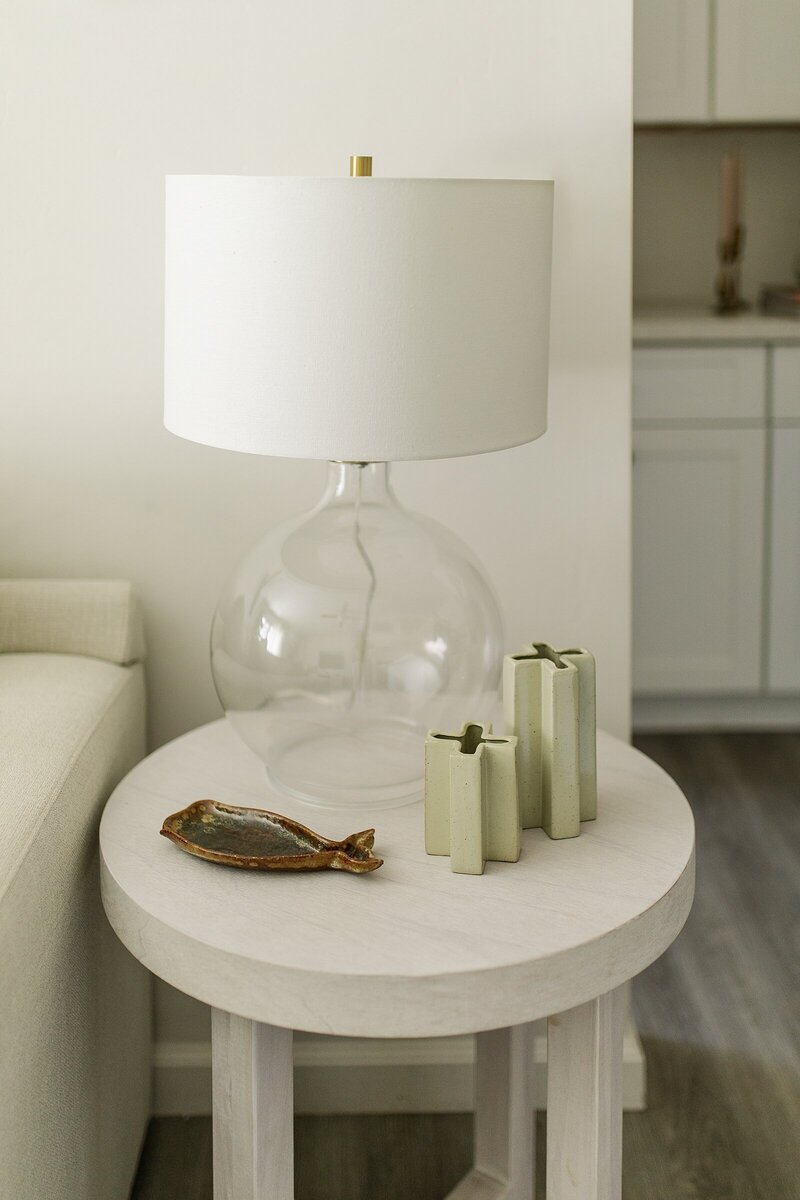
[715,0,800,121]
[773,347,800,420]
[768,429,800,691]
[634,0,711,122]
[633,427,765,694]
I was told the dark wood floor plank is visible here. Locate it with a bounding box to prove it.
[130,734,800,1200]
[296,1113,473,1200]
[131,1116,212,1200]
[628,733,800,1200]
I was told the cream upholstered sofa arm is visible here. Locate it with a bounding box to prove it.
[0,579,145,665]
[0,578,149,1200]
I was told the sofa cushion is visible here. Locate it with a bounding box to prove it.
[0,653,144,894]
[0,579,145,664]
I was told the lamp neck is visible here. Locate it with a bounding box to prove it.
[323,461,395,507]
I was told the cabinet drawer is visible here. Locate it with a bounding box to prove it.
[633,347,767,422]
[773,347,800,420]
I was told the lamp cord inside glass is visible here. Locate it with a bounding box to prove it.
[350,467,377,710]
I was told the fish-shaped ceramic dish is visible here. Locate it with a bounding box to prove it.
[160,799,383,874]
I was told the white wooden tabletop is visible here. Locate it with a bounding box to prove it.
[100,720,694,1038]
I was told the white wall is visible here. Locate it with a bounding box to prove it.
[0,1,632,1066]
[635,129,800,306]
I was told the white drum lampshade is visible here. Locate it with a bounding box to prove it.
[164,168,554,809]
[164,175,552,461]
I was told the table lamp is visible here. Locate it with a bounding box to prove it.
[164,158,553,810]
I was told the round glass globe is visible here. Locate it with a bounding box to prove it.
[211,462,503,809]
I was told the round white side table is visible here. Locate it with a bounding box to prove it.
[100,720,694,1200]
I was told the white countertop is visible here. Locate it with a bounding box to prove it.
[633,305,800,344]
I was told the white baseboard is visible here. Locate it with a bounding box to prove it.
[153,1022,647,1117]
[633,693,800,731]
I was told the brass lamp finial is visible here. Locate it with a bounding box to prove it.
[349,155,372,177]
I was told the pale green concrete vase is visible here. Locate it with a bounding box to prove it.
[503,644,597,839]
[424,722,519,875]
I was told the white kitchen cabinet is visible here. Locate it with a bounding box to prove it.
[715,0,800,121]
[768,346,800,689]
[633,0,711,123]
[635,1,800,124]
[768,429,800,692]
[633,426,766,694]
[773,347,800,420]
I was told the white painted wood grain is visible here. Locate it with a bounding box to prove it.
[546,987,625,1200]
[100,721,694,1039]
[152,1020,648,1116]
[474,1025,533,1200]
[212,1012,293,1200]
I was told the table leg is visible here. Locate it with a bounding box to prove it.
[446,1023,534,1200]
[212,1009,294,1200]
[546,985,625,1200]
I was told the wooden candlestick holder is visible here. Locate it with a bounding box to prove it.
[715,224,748,314]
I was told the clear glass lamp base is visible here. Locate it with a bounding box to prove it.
[262,718,424,810]
[212,462,503,812]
